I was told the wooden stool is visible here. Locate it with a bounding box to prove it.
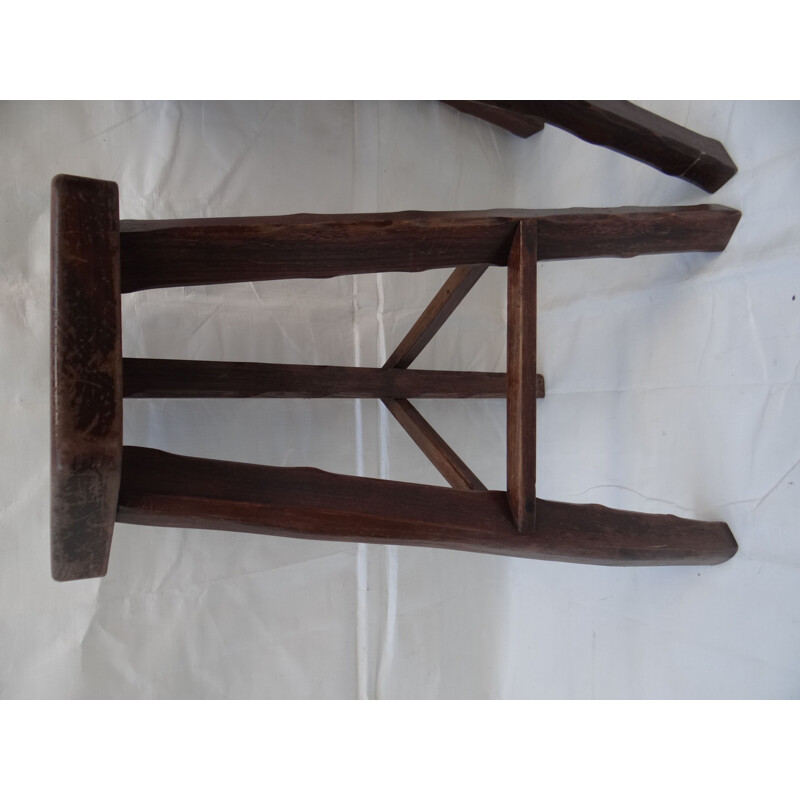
[51,174,740,581]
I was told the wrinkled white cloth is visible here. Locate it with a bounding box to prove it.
[1,100,798,698]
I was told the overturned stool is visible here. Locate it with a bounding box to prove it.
[51,174,740,581]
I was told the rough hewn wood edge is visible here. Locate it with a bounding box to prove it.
[119,205,741,292]
[119,204,741,232]
[51,175,122,581]
[464,101,738,193]
[506,221,537,532]
[116,447,738,566]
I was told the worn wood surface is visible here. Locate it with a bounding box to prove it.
[51,175,123,581]
[116,447,738,566]
[382,398,487,491]
[506,222,537,533]
[442,100,545,138]
[451,101,737,193]
[383,265,489,369]
[119,205,741,292]
[50,173,742,577]
[122,358,548,399]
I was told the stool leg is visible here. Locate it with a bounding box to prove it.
[118,205,741,292]
[444,101,737,192]
[116,446,737,566]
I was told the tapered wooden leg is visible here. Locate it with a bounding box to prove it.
[118,205,741,292]
[444,101,737,193]
[116,447,737,566]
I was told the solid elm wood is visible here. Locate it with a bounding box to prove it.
[442,100,545,138]
[506,221,537,533]
[382,398,487,491]
[122,358,548,399]
[383,264,489,369]
[450,101,737,193]
[51,175,122,581]
[51,174,741,580]
[115,447,738,566]
[118,205,741,292]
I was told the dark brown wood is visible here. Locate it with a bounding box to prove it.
[50,173,742,580]
[51,174,123,581]
[118,205,741,292]
[122,358,548,399]
[383,265,489,369]
[506,222,537,533]
[452,101,737,193]
[116,447,738,566]
[442,100,545,138]
[382,398,487,491]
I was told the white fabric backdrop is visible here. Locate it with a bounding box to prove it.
[1,100,798,698]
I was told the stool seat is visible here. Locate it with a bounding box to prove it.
[51,174,740,581]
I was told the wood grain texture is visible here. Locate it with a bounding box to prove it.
[48,174,743,578]
[455,101,737,193]
[122,358,545,399]
[382,398,487,491]
[51,175,122,581]
[506,222,537,532]
[442,100,545,138]
[383,265,489,369]
[119,205,741,292]
[116,447,738,566]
